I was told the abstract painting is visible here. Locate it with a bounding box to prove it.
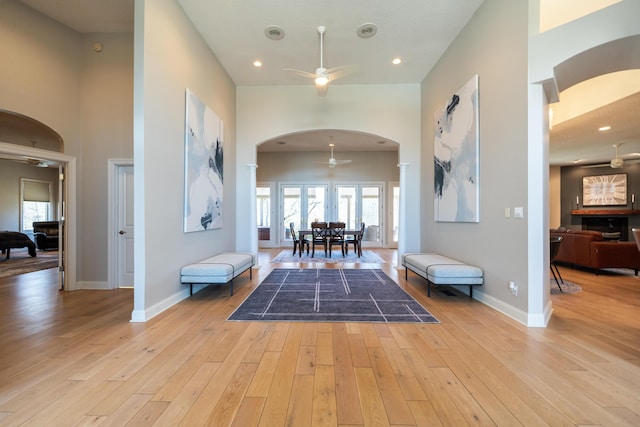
[434,75,479,222]
[582,174,626,206]
[184,89,224,232]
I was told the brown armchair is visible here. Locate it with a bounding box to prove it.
[633,228,640,253]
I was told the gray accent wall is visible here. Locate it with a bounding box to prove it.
[559,162,640,236]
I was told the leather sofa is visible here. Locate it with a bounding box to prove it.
[550,228,640,275]
[33,221,60,250]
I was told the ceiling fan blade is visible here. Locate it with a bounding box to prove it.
[580,163,613,169]
[333,159,352,165]
[326,64,356,81]
[282,68,317,80]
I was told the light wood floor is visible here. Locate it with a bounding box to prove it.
[1,248,639,426]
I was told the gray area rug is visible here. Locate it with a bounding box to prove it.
[271,249,385,264]
[0,249,58,278]
[550,279,582,295]
[228,268,439,323]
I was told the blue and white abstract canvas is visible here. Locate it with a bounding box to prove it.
[184,89,224,232]
[434,75,479,222]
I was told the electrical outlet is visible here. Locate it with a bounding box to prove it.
[509,281,518,296]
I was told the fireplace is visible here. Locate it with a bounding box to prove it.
[582,217,628,241]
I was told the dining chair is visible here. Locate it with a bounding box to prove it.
[310,222,328,257]
[328,222,346,257]
[290,222,308,256]
[549,235,564,292]
[346,222,365,257]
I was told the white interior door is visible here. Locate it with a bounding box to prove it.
[117,165,134,287]
[57,165,64,290]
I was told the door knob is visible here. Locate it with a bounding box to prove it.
[119,230,126,235]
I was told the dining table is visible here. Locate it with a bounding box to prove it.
[297,228,362,257]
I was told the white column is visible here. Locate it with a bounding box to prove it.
[247,164,259,267]
[527,84,550,327]
[397,162,409,267]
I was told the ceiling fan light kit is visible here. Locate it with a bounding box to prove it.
[282,25,356,97]
[611,143,624,168]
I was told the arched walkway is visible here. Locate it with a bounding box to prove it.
[528,1,640,326]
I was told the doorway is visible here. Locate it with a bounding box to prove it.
[281,184,328,246]
[0,142,76,290]
[335,183,384,248]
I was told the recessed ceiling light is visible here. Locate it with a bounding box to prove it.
[253,60,263,67]
[598,126,611,131]
[357,23,377,39]
[392,58,402,65]
[265,25,285,40]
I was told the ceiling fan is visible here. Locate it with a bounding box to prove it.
[581,143,637,169]
[283,26,351,97]
[0,153,49,167]
[318,143,352,168]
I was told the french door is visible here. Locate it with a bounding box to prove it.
[335,184,383,247]
[281,184,328,244]
[257,183,276,248]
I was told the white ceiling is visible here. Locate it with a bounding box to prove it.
[15,0,640,166]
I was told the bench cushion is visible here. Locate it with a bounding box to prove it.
[403,253,483,289]
[404,253,483,283]
[181,252,254,284]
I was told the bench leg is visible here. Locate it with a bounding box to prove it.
[427,281,431,297]
[469,286,472,298]
[190,284,193,296]
[230,279,233,296]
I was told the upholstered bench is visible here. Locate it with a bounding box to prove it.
[181,252,255,296]
[402,253,483,297]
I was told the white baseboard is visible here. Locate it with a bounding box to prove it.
[129,287,191,323]
[472,288,529,326]
[77,281,109,290]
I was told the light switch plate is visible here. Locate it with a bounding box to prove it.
[514,207,524,218]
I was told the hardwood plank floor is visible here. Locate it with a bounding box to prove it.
[0,249,639,426]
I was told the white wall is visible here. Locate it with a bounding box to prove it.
[237,84,421,256]
[133,0,237,321]
[78,33,133,284]
[421,0,531,319]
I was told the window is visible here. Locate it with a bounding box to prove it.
[21,179,52,233]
